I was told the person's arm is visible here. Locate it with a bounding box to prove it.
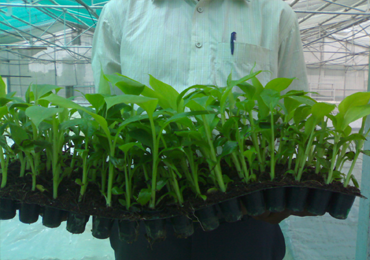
[91,4,121,94]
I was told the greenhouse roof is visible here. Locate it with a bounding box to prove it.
[0,0,105,45]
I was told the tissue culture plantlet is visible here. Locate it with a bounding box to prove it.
[0,68,367,220]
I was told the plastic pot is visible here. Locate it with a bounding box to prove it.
[170,215,194,238]
[264,187,286,213]
[143,219,167,242]
[66,212,90,234]
[19,203,40,224]
[92,216,114,239]
[218,198,243,222]
[0,198,16,220]
[240,190,266,216]
[118,220,139,243]
[286,187,309,212]
[194,205,219,231]
[328,192,356,219]
[42,206,66,228]
[306,189,332,215]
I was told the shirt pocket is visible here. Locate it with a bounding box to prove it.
[214,42,271,88]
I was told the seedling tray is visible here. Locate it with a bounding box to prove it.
[0,177,363,243]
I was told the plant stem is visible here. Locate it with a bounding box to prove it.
[249,113,264,172]
[335,142,349,169]
[52,117,60,199]
[79,150,88,202]
[124,155,131,210]
[344,117,367,187]
[202,115,226,192]
[231,153,243,179]
[326,135,340,185]
[269,112,275,181]
[101,160,107,192]
[106,161,114,206]
[296,128,315,181]
[315,121,326,174]
[184,147,202,196]
[19,152,26,177]
[235,125,250,182]
[0,148,7,188]
[149,117,159,209]
[343,149,360,187]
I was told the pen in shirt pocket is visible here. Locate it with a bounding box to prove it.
[230,32,236,55]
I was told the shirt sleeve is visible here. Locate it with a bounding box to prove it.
[91,4,121,94]
[277,18,309,94]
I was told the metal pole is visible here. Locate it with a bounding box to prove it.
[355,49,370,260]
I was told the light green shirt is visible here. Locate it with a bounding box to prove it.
[92,0,308,94]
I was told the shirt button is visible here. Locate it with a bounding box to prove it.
[195,42,203,48]
[197,7,203,13]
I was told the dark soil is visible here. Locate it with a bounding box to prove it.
[0,161,362,221]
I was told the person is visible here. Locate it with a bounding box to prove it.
[91,0,310,259]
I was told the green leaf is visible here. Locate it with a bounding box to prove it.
[105,95,158,118]
[32,84,62,101]
[195,194,206,201]
[128,129,153,148]
[351,175,359,188]
[137,188,152,206]
[361,150,370,157]
[36,184,48,192]
[85,93,106,111]
[25,106,64,129]
[265,78,295,92]
[98,67,111,95]
[119,199,127,207]
[220,141,238,157]
[9,124,29,145]
[156,178,168,191]
[0,106,8,119]
[342,104,370,128]
[338,134,366,147]
[294,106,311,126]
[284,96,302,115]
[112,186,125,195]
[175,130,203,141]
[311,102,336,120]
[118,142,145,153]
[75,179,82,186]
[0,75,6,98]
[236,82,256,99]
[338,92,370,114]
[104,73,145,95]
[41,94,111,144]
[288,95,316,107]
[243,147,256,163]
[207,187,218,194]
[149,75,180,110]
[304,116,316,137]
[227,70,262,88]
[260,88,280,110]
[222,174,233,184]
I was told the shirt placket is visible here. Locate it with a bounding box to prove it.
[188,0,207,86]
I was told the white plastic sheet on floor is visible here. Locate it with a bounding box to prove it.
[0,216,113,260]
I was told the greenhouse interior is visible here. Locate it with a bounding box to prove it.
[0,0,370,259]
